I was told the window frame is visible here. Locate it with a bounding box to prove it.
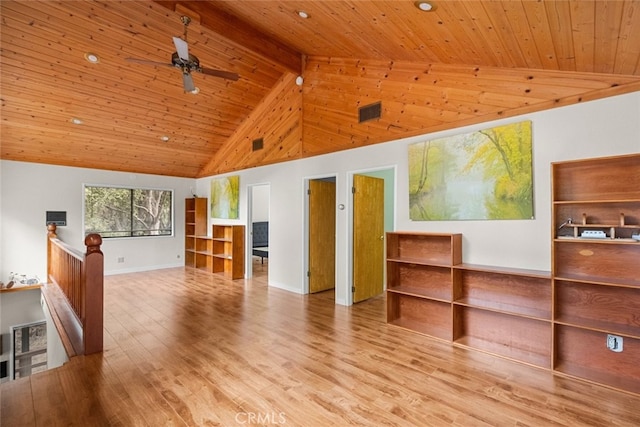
[83,184,175,239]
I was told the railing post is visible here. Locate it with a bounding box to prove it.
[83,233,103,355]
[47,224,57,282]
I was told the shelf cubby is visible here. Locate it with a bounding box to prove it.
[387,292,452,341]
[453,264,551,320]
[386,262,452,301]
[553,241,640,286]
[555,280,640,338]
[554,325,640,395]
[454,306,551,368]
[386,232,461,266]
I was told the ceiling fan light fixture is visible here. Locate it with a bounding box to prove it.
[297,10,309,19]
[84,52,100,63]
[416,1,435,12]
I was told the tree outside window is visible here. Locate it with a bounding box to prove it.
[84,186,173,238]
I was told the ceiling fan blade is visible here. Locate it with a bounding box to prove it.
[173,36,189,61]
[125,57,174,68]
[199,68,240,81]
[182,72,195,92]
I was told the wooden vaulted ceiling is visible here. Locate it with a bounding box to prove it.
[2,1,640,178]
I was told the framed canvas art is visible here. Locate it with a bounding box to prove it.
[210,175,240,219]
[409,120,533,221]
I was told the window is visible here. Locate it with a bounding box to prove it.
[84,185,173,238]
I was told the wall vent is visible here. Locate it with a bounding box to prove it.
[358,101,382,123]
[252,137,264,151]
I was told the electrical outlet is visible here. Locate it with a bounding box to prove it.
[117,257,125,263]
[607,334,623,352]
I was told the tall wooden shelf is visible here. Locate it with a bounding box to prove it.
[386,233,461,341]
[184,198,245,279]
[212,224,245,279]
[185,198,208,269]
[551,153,640,394]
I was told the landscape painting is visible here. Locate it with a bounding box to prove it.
[409,121,533,221]
[210,175,240,219]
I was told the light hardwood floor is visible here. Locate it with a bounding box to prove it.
[2,262,640,426]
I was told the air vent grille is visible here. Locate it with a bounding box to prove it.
[252,137,264,151]
[358,101,382,123]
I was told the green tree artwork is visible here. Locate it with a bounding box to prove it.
[409,121,533,220]
[210,175,240,219]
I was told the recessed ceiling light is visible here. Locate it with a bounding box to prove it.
[416,1,435,12]
[84,52,100,63]
[160,135,170,142]
[70,118,83,125]
[297,10,309,19]
[190,87,200,95]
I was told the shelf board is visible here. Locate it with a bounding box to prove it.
[454,298,550,320]
[387,318,452,342]
[454,336,550,369]
[554,273,640,289]
[0,284,42,294]
[387,256,453,267]
[387,286,450,302]
[554,363,640,395]
[454,263,551,279]
[212,253,232,259]
[555,237,640,244]
[554,318,640,340]
[553,199,640,204]
[563,223,640,229]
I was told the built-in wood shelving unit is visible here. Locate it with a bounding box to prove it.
[551,153,640,395]
[387,153,640,395]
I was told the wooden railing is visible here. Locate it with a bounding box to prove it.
[44,224,104,356]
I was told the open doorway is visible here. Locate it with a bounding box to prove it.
[247,183,270,280]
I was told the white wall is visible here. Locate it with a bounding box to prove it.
[196,92,640,305]
[0,162,194,280]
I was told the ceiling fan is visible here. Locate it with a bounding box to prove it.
[126,16,239,92]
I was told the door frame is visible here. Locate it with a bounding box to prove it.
[303,174,338,295]
[346,166,397,306]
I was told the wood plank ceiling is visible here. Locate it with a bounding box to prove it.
[2,1,640,178]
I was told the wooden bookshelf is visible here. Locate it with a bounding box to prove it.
[386,232,552,369]
[185,198,208,269]
[212,224,245,279]
[551,153,640,394]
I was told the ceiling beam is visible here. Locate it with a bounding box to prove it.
[154,1,303,74]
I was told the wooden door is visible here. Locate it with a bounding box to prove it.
[352,175,385,303]
[309,179,336,293]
